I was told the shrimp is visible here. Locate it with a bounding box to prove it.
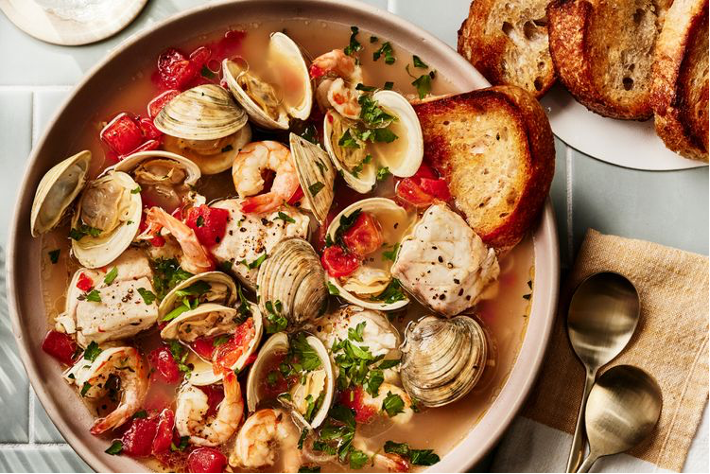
[352,437,410,473]
[231,141,300,214]
[310,49,363,84]
[144,206,214,274]
[311,49,364,119]
[353,383,415,425]
[230,408,301,472]
[66,346,149,435]
[175,372,244,447]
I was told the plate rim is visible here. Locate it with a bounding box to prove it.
[5,0,560,471]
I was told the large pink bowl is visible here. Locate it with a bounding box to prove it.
[7,0,560,471]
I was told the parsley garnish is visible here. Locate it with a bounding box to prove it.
[137,288,157,305]
[338,129,361,149]
[104,440,123,455]
[358,94,395,128]
[242,253,267,270]
[327,282,340,296]
[298,466,321,473]
[221,144,233,153]
[162,297,198,322]
[85,289,101,303]
[237,285,252,320]
[372,278,406,304]
[382,392,405,417]
[301,124,319,144]
[384,81,394,90]
[349,449,369,469]
[103,267,118,285]
[195,215,205,227]
[168,340,190,375]
[355,83,377,92]
[132,410,148,419]
[298,428,309,450]
[350,154,372,178]
[308,182,325,197]
[384,441,440,466]
[412,55,428,68]
[218,260,233,273]
[370,35,378,43]
[382,243,400,262]
[152,258,193,300]
[201,65,215,78]
[276,212,296,224]
[69,224,101,241]
[343,26,362,56]
[131,186,142,194]
[48,249,60,264]
[290,333,323,371]
[213,334,230,347]
[373,41,395,64]
[264,300,288,334]
[170,436,189,452]
[376,167,391,181]
[80,382,92,397]
[332,208,362,250]
[83,341,102,362]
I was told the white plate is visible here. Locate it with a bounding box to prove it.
[541,84,707,170]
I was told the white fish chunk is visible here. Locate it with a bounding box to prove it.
[391,204,499,317]
[56,248,158,347]
[210,199,309,288]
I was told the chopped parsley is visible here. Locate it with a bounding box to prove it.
[384,81,394,90]
[300,124,319,144]
[411,73,433,99]
[80,381,92,397]
[355,83,378,92]
[412,55,428,68]
[264,300,288,334]
[195,215,205,227]
[237,285,252,320]
[372,278,406,304]
[201,65,215,78]
[104,440,123,455]
[240,252,267,270]
[221,144,233,153]
[373,41,395,64]
[217,260,233,273]
[212,334,230,347]
[369,35,378,43]
[289,332,323,371]
[382,243,400,262]
[327,281,340,296]
[132,410,148,419]
[131,186,142,194]
[69,224,101,241]
[330,208,362,250]
[298,466,321,473]
[349,449,369,469]
[350,154,372,178]
[152,258,193,300]
[103,267,118,285]
[48,249,60,264]
[168,340,191,375]
[376,167,391,181]
[84,289,101,303]
[137,288,157,305]
[382,392,405,417]
[83,341,102,362]
[162,297,198,322]
[358,94,395,128]
[343,26,362,56]
[384,441,440,466]
[298,428,309,450]
[308,182,325,197]
[175,280,210,298]
[338,129,361,149]
[276,212,296,224]
[378,358,401,370]
[171,436,189,452]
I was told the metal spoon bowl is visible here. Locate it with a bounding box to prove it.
[566,272,640,472]
[578,365,663,472]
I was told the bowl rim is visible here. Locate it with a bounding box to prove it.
[6,0,560,471]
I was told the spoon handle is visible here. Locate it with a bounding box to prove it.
[566,369,596,472]
[576,453,599,473]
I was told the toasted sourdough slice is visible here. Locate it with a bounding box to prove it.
[547,0,671,119]
[651,0,709,162]
[458,0,556,98]
[413,85,555,251]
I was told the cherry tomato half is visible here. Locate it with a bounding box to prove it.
[187,447,227,473]
[342,212,383,257]
[151,409,175,455]
[148,90,180,119]
[41,330,77,366]
[148,346,182,384]
[395,177,435,208]
[321,246,360,278]
[157,48,199,90]
[100,113,145,156]
[121,417,158,458]
[185,205,230,248]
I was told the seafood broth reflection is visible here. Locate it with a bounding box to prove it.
[37,20,534,472]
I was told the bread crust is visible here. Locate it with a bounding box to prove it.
[413,86,555,251]
[458,0,556,98]
[547,0,662,120]
[651,0,709,161]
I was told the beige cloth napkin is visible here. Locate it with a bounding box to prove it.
[522,229,709,472]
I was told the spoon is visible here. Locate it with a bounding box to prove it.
[577,365,662,472]
[565,272,640,472]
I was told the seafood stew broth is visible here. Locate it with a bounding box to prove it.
[34,19,534,473]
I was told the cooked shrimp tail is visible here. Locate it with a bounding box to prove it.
[231,408,301,471]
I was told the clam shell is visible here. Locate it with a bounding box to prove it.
[289,133,335,225]
[110,150,201,187]
[160,303,238,342]
[158,271,238,321]
[322,111,375,194]
[246,332,334,428]
[154,84,248,141]
[370,90,423,177]
[30,150,91,237]
[163,123,251,175]
[325,198,411,311]
[71,171,142,269]
[256,238,328,328]
[222,32,312,130]
[400,315,487,407]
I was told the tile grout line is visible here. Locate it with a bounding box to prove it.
[28,90,37,445]
[0,85,73,92]
[387,0,397,13]
[566,147,574,262]
[0,443,73,450]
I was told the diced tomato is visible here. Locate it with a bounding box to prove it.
[185,205,230,248]
[321,245,360,278]
[100,113,144,156]
[396,177,435,208]
[151,235,166,247]
[124,139,161,158]
[419,177,451,201]
[148,346,182,384]
[412,162,438,180]
[76,273,94,292]
[213,319,255,373]
[309,63,326,79]
[342,212,383,257]
[287,185,304,205]
[121,417,159,457]
[151,409,175,455]
[139,117,162,140]
[189,46,212,68]
[396,163,450,207]
[157,48,199,90]
[41,330,77,365]
[148,90,180,119]
[198,385,225,418]
[187,447,227,473]
[340,386,377,424]
[191,336,216,360]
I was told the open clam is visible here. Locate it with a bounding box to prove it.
[70,171,142,269]
[325,198,414,311]
[161,299,263,386]
[289,133,335,225]
[257,238,328,330]
[400,315,487,407]
[323,90,423,193]
[223,32,312,130]
[111,150,202,212]
[158,271,237,321]
[154,84,251,174]
[30,150,92,237]
[246,332,335,429]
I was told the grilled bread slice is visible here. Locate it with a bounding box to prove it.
[547,0,671,120]
[458,0,555,98]
[413,85,555,251]
[652,0,709,162]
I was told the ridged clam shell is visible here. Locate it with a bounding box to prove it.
[70,171,142,269]
[30,150,91,237]
[158,271,237,320]
[256,238,327,328]
[110,150,201,187]
[246,332,334,428]
[400,315,487,407]
[163,123,252,175]
[153,84,248,141]
[289,133,335,225]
